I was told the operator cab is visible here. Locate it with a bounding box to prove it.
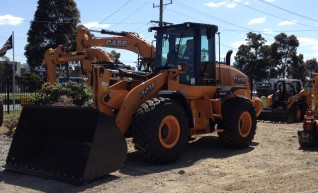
[149,22,218,85]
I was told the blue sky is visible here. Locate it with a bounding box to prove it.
[1,0,318,67]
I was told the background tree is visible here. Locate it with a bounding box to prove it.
[17,72,43,92]
[109,50,121,63]
[233,32,269,81]
[305,58,318,73]
[24,0,80,70]
[287,54,306,83]
[304,58,318,87]
[271,33,299,79]
[233,31,309,83]
[0,56,13,89]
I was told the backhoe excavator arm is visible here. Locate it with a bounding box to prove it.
[76,27,156,70]
[44,45,113,84]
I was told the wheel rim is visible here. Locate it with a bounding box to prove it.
[158,115,180,149]
[238,111,252,138]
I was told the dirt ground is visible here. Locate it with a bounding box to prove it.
[1,121,318,193]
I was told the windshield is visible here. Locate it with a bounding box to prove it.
[153,24,216,85]
[156,29,194,69]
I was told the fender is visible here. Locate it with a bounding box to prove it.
[214,86,248,99]
[158,90,194,128]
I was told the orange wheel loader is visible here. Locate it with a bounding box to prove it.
[5,22,262,185]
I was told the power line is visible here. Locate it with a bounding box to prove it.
[259,0,318,23]
[107,0,152,30]
[163,8,238,51]
[173,0,275,38]
[92,0,133,29]
[234,0,318,30]
[0,19,149,25]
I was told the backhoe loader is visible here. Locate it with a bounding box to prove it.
[258,79,309,123]
[45,26,154,84]
[76,26,156,71]
[6,22,262,185]
[298,73,318,147]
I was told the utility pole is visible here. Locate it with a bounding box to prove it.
[153,0,172,27]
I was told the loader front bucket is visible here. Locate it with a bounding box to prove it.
[5,106,127,185]
[257,108,290,123]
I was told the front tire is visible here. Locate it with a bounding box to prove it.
[218,98,257,149]
[132,97,188,164]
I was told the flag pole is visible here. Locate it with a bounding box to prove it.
[12,31,15,113]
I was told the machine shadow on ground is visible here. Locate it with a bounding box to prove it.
[0,134,256,191]
[120,135,256,176]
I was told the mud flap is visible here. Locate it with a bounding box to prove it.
[5,106,127,185]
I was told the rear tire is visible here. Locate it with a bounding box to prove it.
[132,97,188,164]
[218,98,257,149]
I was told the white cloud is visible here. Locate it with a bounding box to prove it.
[231,40,247,48]
[226,2,237,8]
[263,28,273,34]
[299,37,318,50]
[205,0,248,8]
[0,15,24,25]
[248,17,266,25]
[277,20,296,26]
[82,22,110,29]
[205,1,227,8]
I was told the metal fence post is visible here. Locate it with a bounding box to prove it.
[6,76,10,114]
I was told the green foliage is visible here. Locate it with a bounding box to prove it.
[24,0,80,70]
[29,82,93,106]
[18,72,43,92]
[233,31,308,82]
[0,58,13,87]
[63,81,93,106]
[272,33,300,79]
[234,33,270,81]
[110,50,121,62]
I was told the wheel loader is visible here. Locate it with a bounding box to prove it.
[5,22,263,185]
[257,79,309,123]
